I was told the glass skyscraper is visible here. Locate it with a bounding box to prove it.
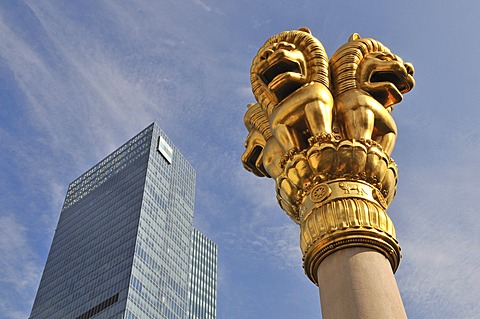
[29,123,217,319]
[188,229,217,319]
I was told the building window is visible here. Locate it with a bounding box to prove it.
[157,137,173,164]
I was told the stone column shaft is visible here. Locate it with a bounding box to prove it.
[317,247,407,319]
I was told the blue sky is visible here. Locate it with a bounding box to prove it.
[1,1,479,318]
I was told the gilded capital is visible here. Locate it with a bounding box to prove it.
[242,29,414,285]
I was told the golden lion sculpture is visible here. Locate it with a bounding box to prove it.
[241,103,283,179]
[243,30,415,177]
[250,28,334,154]
[330,33,415,155]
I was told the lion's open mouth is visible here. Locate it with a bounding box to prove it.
[261,59,304,101]
[262,60,301,85]
[370,71,411,93]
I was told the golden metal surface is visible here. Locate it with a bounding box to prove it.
[242,29,415,285]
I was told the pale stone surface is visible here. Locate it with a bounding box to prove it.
[317,247,407,319]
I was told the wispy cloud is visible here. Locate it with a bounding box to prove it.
[391,159,480,318]
[399,238,480,318]
[216,168,303,269]
[0,214,41,319]
[193,0,212,12]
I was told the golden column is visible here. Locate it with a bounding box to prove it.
[242,28,415,319]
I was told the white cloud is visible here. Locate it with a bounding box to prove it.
[0,214,41,319]
[388,155,480,319]
[215,169,303,269]
[398,238,480,319]
[193,0,212,12]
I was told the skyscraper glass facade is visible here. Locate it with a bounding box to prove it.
[188,229,217,319]
[29,123,217,319]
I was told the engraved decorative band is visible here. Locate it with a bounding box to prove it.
[300,179,387,221]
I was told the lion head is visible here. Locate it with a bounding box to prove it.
[242,103,271,177]
[250,28,329,116]
[330,33,415,108]
[242,103,284,179]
